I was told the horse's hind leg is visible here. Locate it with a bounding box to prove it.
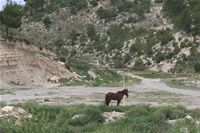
[117,100,121,106]
[106,99,111,106]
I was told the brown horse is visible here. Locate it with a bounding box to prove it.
[105,89,129,106]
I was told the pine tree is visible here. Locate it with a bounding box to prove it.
[0,1,22,41]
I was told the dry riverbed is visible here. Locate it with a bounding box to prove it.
[1,74,200,109]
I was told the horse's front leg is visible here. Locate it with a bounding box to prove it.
[117,99,121,106]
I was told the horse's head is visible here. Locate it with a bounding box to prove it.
[123,89,129,97]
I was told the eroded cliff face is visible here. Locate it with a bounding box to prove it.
[0,41,76,87]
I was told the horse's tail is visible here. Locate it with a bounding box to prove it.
[105,94,108,105]
[105,93,111,106]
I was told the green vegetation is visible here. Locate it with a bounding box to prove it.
[107,24,131,50]
[0,1,22,41]
[163,0,200,35]
[21,48,54,58]
[43,16,51,28]
[92,70,141,87]
[28,12,44,23]
[123,16,137,23]
[166,79,200,90]
[1,102,200,133]
[153,51,165,63]
[132,59,146,71]
[117,0,151,18]
[156,29,174,46]
[97,7,117,21]
[87,24,96,39]
[54,38,65,56]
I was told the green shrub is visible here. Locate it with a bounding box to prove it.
[123,53,131,63]
[87,24,96,39]
[156,29,174,45]
[68,106,104,126]
[123,16,137,23]
[132,59,146,71]
[68,29,77,41]
[43,16,51,28]
[90,0,98,6]
[126,105,149,117]
[155,0,163,3]
[28,12,44,23]
[70,49,77,57]
[194,62,200,72]
[97,7,117,21]
[8,35,13,41]
[107,24,130,50]
[130,39,145,53]
[68,58,91,72]
[65,63,70,70]
[59,56,66,62]
[70,7,77,15]
[153,51,165,63]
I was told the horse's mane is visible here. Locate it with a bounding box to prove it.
[117,89,128,94]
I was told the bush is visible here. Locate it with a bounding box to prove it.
[123,53,131,63]
[90,0,98,6]
[123,16,137,23]
[70,7,77,15]
[97,7,117,21]
[156,29,174,45]
[155,0,163,3]
[132,59,146,71]
[28,12,44,23]
[194,62,200,72]
[68,106,104,126]
[59,56,66,62]
[68,29,77,41]
[153,52,165,63]
[87,24,96,39]
[130,39,145,53]
[65,63,70,70]
[126,105,149,117]
[43,16,51,28]
[68,58,91,72]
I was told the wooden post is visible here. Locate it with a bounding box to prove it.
[90,74,91,87]
[123,72,125,88]
[128,69,129,87]
[123,72,125,106]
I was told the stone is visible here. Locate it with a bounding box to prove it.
[1,106,14,113]
[17,108,26,115]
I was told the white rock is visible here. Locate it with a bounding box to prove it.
[17,108,26,115]
[1,106,14,113]
[185,115,193,120]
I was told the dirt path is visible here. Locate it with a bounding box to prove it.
[128,73,200,97]
[1,73,200,109]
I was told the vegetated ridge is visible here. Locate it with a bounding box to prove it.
[1,0,200,87]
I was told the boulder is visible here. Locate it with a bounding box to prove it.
[1,106,14,113]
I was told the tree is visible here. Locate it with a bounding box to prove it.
[87,24,96,39]
[0,1,22,41]
[24,0,45,12]
[163,0,186,17]
[55,38,65,56]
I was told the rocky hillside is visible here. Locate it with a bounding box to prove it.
[0,39,77,87]
[1,0,200,73]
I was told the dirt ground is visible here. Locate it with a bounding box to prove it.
[1,73,200,109]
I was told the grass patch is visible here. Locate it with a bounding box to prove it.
[0,89,13,95]
[21,48,55,59]
[166,79,200,90]
[1,102,199,133]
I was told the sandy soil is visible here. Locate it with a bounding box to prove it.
[1,73,200,109]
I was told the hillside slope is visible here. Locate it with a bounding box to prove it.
[0,40,77,87]
[1,0,200,74]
